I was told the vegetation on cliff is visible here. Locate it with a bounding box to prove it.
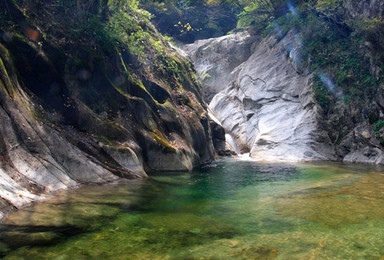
[142,0,383,148]
[0,0,216,211]
[1,0,383,167]
[140,0,382,105]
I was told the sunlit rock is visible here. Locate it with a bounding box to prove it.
[182,31,255,102]
[183,31,336,162]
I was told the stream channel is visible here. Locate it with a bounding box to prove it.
[2,158,384,259]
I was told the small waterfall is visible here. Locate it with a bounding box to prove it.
[225,134,240,154]
[239,153,251,160]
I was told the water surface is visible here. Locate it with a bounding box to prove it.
[2,158,384,259]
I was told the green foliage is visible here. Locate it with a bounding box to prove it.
[29,0,183,77]
[374,120,384,145]
[353,17,384,67]
[269,7,380,109]
[306,18,378,103]
[374,120,384,132]
[108,2,153,59]
[311,0,343,12]
[10,0,156,57]
[150,129,176,152]
[0,55,15,97]
[237,0,285,30]
[139,0,238,43]
[137,0,382,112]
[313,73,332,114]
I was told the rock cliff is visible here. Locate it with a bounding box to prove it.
[183,28,384,163]
[343,0,384,19]
[0,1,215,220]
[183,31,336,161]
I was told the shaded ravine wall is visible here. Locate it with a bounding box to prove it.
[0,1,217,220]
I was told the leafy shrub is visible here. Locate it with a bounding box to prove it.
[313,73,332,114]
[266,6,381,110]
[139,0,238,43]
[374,120,384,145]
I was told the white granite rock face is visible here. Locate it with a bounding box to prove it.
[183,31,337,162]
[182,31,255,102]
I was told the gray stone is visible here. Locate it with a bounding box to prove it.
[182,31,255,102]
[183,31,336,162]
[343,0,384,19]
[183,28,384,164]
[0,35,214,220]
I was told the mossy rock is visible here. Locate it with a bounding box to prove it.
[150,130,176,153]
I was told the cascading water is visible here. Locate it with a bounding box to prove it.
[225,133,240,154]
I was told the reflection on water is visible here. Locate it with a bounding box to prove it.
[1,159,384,259]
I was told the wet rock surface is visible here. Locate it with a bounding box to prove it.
[0,1,215,219]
